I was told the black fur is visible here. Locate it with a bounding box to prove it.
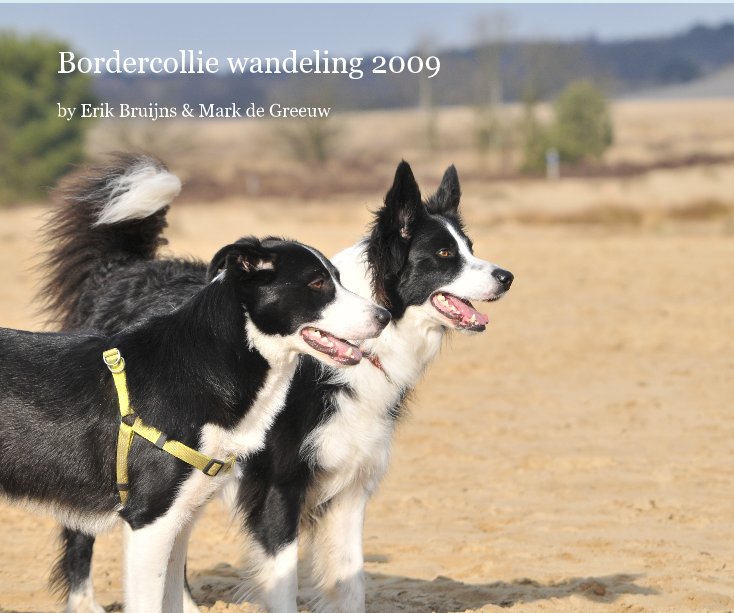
[1,236,349,530]
[50,528,95,600]
[425,164,463,220]
[40,153,172,330]
[367,161,475,319]
[237,356,343,554]
[41,157,494,603]
[366,160,422,310]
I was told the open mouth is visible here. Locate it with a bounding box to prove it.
[431,292,490,332]
[301,327,363,365]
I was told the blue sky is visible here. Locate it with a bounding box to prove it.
[2,4,734,58]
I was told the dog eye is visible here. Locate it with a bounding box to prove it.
[308,278,326,290]
[437,248,452,258]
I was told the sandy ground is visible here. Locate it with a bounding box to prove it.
[0,169,733,612]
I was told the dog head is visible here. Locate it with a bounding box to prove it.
[208,237,390,366]
[366,161,512,334]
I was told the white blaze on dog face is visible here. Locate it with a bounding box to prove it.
[378,210,513,333]
[418,219,512,333]
[228,239,390,368]
[437,221,505,299]
[365,161,513,332]
[296,246,390,367]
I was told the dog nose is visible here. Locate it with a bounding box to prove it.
[492,268,514,290]
[374,307,392,328]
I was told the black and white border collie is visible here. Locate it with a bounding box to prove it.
[40,155,512,613]
[0,164,389,612]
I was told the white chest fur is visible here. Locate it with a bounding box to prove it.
[298,242,450,506]
[303,308,446,505]
[163,352,298,529]
[201,354,297,461]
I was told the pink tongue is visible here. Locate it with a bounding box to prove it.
[302,328,363,364]
[446,295,489,326]
[332,336,363,362]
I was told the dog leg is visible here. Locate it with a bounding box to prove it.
[308,488,368,613]
[183,569,199,613]
[236,538,299,612]
[162,521,196,613]
[233,477,302,613]
[124,515,180,613]
[248,540,299,613]
[54,528,105,613]
[67,577,106,613]
[177,473,238,612]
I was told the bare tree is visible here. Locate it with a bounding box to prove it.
[270,76,342,168]
[416,33,439,153]
[473,12,512,171]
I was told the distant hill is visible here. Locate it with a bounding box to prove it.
[93,22,734,111]
[624,64,734,99]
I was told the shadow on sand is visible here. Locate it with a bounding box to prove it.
[363,571,656,611]
[187,563,656,611]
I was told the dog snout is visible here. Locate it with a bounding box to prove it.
[492,268,514,291]
[373,306,391,329]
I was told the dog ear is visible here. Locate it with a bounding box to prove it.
[366,161,422,311]
[206,242,237,281]
[207,238,275,283]
[383,160,422,240]
[426,165,461,216]
[234,251,275,274]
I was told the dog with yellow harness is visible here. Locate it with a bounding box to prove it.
[0,235,390,612]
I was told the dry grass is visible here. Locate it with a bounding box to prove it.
[511,198,734,227]
[84,99,734,202]
[81,100,734,238]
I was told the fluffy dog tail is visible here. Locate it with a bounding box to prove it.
[38,153,181,329]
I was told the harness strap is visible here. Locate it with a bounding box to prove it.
[102,348,236,506]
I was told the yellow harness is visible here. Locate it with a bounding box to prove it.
[102,348,236,505]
